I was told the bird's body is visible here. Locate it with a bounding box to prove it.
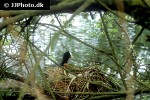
[60,51,71,66]
[44,51,72,78]
[45,51,72,67]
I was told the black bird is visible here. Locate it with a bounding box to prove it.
[44,51,72,78]
[60,51,72,66]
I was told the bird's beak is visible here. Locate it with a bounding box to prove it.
[70,52,74,58]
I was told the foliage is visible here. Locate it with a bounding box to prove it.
[0,2,150,99]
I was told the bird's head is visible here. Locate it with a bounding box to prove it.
[60,51,73,66]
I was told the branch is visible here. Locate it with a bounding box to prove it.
[54,88,150,99]
[99,11,127,90]
[0,0,149,30]
[132,27,145,44]
[1,71,25,83]
[42,23,112,56]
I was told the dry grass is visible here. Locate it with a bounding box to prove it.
[0,66,121,100]
[44,65,121,99]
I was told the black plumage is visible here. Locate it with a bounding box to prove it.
[60,51,71,66]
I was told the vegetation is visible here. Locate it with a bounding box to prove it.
[0,0,150,100]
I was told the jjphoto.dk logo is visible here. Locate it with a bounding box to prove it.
[1,0,49,10]
[4,2,44,8]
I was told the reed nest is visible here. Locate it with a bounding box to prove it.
[44,65,121,100]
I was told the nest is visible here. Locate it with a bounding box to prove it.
[44,66,121,100]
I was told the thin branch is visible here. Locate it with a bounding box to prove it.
[96,0,136,23]
[54,88,150,99]
[40,23,112,55]
[132,27,145,44]
[141,0,150,8]
[1,71,25,83]
[99,11,127,90]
